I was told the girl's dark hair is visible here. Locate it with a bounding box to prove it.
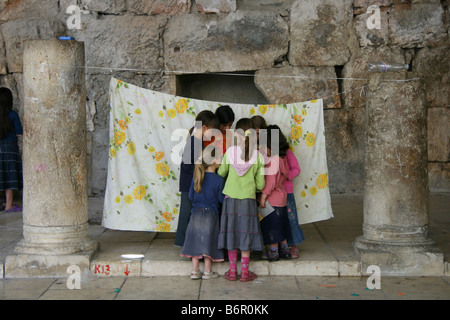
[235,118,256,162]
[265,124,289,157]
[189,110,220,135]
[215,105,235,124]
[0,87,13,139]
[250,115,267,129]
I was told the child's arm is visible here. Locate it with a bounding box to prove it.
[217,177,225,204]
[287,150,300,180]
[259,193,268,208]
[261,173,276,198]
[188,179,195,201]
[255,153,266,192]
[260,155,278,204]
[217,152,229,178]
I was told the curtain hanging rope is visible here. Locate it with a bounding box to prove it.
[29,62,421,83]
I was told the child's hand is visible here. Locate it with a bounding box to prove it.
[259,194,267,208]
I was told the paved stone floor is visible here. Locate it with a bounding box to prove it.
[0,274,449,300]
[0,193,449,301]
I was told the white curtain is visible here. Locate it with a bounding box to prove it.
[103,77,333,232]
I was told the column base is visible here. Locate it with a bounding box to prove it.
[354,236,444,276]
[13,237,99,255]
[15,223,98,255]
[5,223,99,278]
[4,244,99,279]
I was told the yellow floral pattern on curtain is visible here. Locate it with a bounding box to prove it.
[103,78,333,232]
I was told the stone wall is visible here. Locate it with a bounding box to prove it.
[0,0,448,196]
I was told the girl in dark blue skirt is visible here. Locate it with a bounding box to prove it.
[0,88,23,212]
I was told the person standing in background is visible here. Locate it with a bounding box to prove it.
[0,88,23,212]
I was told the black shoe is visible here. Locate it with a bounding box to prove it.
[266,250,280,262]
[280,248,291,259]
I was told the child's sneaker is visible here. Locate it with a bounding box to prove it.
[190,270,202,280]
[290,246,299,259]
[202,271,219,280]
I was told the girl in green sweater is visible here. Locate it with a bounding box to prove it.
[217,118,266,282]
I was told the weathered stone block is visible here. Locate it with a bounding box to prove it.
[80,0,126,14]
[353,0,391,7]
[254,66,341,108]
[74,14,166,73]
[1,19,66,73]
[428,107,450,162]
[90,127,109,196]
[429,162,450,192]
[12,73,23,114]
[324,108,366,193]
[127,0,191,15]
[164,11,289,73]
[195,0,236,13]
[353,0,442,15]
[341,46,406,108]
[236,0,293,15]
[388,3,445,48]
[414,46,450,108]
[0,31,7,74]
[0,0,59,22]
[289,0,353,66]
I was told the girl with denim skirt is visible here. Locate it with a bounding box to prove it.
[175,111,220,247]
[181,151,225,280]
[284,148,305,258]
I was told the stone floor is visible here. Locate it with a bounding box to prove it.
[1,274,449,300]
[0,193,449,300]
[87,193,449,278]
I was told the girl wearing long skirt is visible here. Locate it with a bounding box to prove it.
[217,118,266,282]
[181,152,225,280]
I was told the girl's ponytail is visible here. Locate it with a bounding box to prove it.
[244,134,250,162]
[235,118,255,162]
[193,161,205,193]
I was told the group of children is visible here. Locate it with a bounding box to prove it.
[175,106,305,282]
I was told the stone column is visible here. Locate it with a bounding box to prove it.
[354,72,444,276]
[5,39,98,278]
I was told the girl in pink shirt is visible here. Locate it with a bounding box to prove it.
[258,125,292,261]
[284,149,305,259]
